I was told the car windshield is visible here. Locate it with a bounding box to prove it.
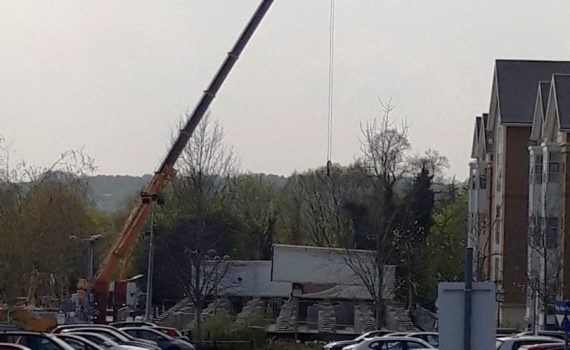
[71,331,125,344]
[71,334,119,348]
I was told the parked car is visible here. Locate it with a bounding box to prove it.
[61,328,159,350]
[110,323,157,329]
[109,323,185,340]
[118,327,194,350]
[519,344,568,350]
[515,332,566,341]
[0,332,76,350]
[53,334,107,350]
[323,330,393,350]
[0,344,32,350]
[151,328,186,341]
[383,333,410,337]
[497,336,561,350]
[342,337,433,350]
[404,333,438,348]
[58,332,142,350]
[53,325,156,346]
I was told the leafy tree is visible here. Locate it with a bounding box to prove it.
[395,150,448,308]
[230,174,278,260]
[0,137,97,305]
[415,185,467,307]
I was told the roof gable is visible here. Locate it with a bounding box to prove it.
[471,117,482,158]
[544,81,559,142]
[530,81,550,142]
[551,74,570,131]
[494,60,570,125]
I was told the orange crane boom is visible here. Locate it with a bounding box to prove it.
[92,0,274,322]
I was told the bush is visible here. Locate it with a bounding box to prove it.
[201,309,234,341]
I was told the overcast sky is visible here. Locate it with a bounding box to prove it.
[2,1,570,180]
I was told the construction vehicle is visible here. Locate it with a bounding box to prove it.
[89,0,274,323]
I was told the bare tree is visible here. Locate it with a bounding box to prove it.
[160,115,238,339]
[339,99,411,328]
[527,211,560,331]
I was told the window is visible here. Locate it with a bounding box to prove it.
[382,342,403,350]
[138,330,166,343]
[549,162,560,183]
[62,339,85,350]
[546,218,558,249]
[471,176,477,190]
[535,163,543,184]
[426,335,439,347]
[480,175,487,189]
[494,207,501,246]
[406,341,426,350]
[494,256,501,281]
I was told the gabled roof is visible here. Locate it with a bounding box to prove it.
[471,114,488,160]
[493,60,570,125]
[530,81,550,142]
[471,116,482,158]
[550,74,570,131]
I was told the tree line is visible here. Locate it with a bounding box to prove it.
[0,103,466,331]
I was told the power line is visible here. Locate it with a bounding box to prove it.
[326,0,335,176]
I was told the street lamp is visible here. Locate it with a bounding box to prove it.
[496,284,505,328]
[142,192,163,321]
[69,234,103,279]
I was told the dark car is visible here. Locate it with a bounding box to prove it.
[0,332,76,350]
[118,328,194,350]
[109,323,184,340]
[0,344,33,350]
[61,328,159,350]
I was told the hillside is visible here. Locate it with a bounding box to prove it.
[87,173,287,212]
[87,174,152,212]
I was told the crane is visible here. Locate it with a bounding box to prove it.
[91,0,274,323]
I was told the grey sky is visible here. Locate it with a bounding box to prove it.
[2,1,570,179]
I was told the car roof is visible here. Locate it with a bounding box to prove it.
[504,336,562,342]
[119,328,172,339]
[0,332,77,350]
[53,334,106,350]
[53,325,115,333]
[0,343,32,350]
[367,337,431,343]
[118,327,163,334]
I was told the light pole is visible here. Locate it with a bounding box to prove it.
[87,234,103,279]
[496,283,505,328]
[142,192,164,321]
[69,234,103,279]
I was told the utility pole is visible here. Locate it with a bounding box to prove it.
[87,235,103,279]
[464,247,473,350]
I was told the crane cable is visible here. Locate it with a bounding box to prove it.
[326,0,336,177]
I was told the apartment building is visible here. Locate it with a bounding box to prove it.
[469,60,570,328]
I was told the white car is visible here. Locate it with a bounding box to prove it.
[342,336,433,350]
[323,331,392,350]
[496,336,561,350]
